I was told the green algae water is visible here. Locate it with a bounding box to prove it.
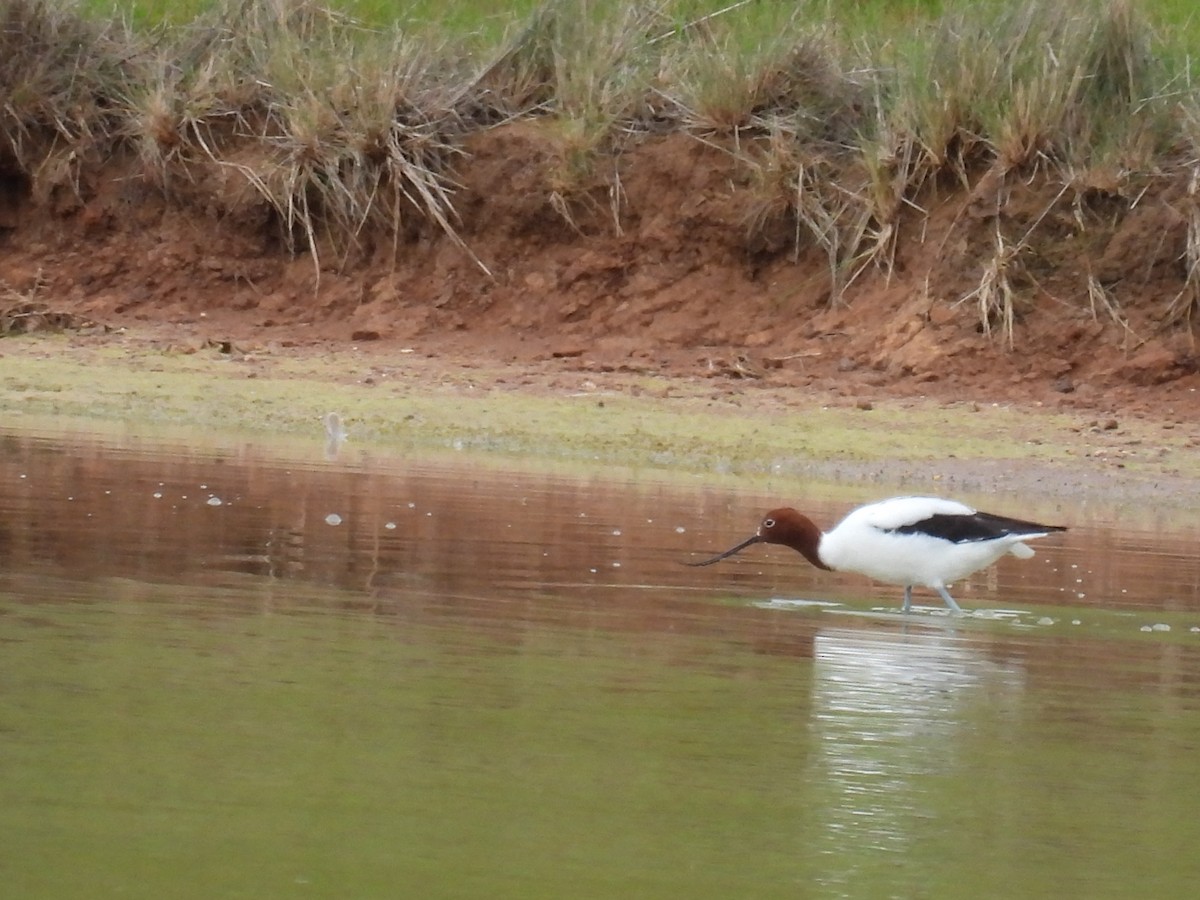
[3,425,1200,899]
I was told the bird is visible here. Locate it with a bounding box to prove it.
[323,412,348,459]
[685,496,1066,613]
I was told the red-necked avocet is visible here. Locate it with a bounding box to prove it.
[686,496,1067,613]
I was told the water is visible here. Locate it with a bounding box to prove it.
[2,424,1200,898]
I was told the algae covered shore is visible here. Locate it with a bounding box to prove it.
[3,331,1198,509]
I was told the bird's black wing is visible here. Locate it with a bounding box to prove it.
[889,512,1065,544]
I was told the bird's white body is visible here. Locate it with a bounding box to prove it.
[688,494,1065,613]
[818,496,1038,592]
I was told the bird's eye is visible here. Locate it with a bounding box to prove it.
[763,518,776,529]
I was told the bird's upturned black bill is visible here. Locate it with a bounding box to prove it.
[684,534,763,566]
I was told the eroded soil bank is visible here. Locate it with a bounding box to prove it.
[1,124,1198,499]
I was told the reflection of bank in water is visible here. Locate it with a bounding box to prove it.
[806,627,1024,860]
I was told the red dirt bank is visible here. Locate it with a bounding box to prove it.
[1,125,1198,421]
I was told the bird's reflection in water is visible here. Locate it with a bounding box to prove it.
[805,626,1023,865]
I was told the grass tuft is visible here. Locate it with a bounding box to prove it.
[0,0,136,200]
[1166,171,1200,328]
[956,223,1024,350]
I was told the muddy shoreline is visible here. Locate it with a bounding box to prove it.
[3,325,1198,515]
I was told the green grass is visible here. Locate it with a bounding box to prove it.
[87,0,1200,41]
[97,0,543,31]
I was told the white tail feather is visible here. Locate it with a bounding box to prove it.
[1009,541,1035,559]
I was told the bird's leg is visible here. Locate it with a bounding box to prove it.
[902,585,913,612]
[935,586,964,614]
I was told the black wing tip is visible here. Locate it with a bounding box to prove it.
[1026,523,1068,534]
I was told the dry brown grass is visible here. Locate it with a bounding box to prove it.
[0,0,1197,338]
